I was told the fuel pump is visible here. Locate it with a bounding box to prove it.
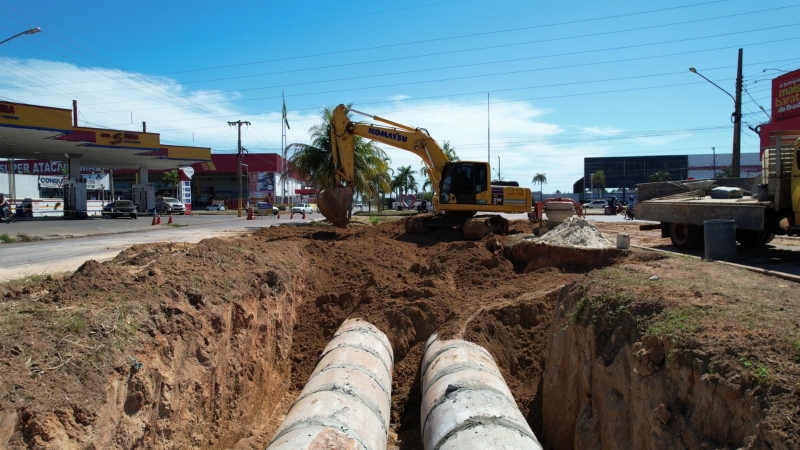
[132,183,155,214]
[63,177,88,219]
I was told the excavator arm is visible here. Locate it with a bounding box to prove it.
[320,104,451,226]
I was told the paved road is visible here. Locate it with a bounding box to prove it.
[0,215,313,282]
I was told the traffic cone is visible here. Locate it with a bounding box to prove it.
[277,211,280,219]
[168,214,173,225]
[151,215,157,226]
[156,215,162,225]
[302,210,306,219]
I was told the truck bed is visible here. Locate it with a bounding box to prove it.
[636,196,769,231]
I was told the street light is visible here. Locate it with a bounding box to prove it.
[3,27,41,205]
[0,27,41,46]
[688,48,743,177]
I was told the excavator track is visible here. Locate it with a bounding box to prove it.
[463,215,509,240]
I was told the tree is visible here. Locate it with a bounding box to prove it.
[419,140,458,193]
[649,170,672,182]
[715,166,734,178]
[163,170,180,196]
[532,173,547,202]
[285,105,391,207]
[591,171,606,197]
[392,165,417,204]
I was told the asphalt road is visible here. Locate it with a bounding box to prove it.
[0,214,314,282]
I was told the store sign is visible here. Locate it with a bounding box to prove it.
[84,174,109,190]
[181,166,195,178]
[772,68,800,121]
[178,180,191,205]
[38,176,66,189]
[0,102,72,130]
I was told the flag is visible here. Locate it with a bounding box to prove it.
[282,94,290,130]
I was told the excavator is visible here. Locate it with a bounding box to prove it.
[317,104,532,239]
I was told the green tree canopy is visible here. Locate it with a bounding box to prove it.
[284,105,392,205]
[591,171,606,196]
[649,170,672,182]
[162,170,180,195]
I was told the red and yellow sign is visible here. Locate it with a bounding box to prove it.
[164,145,211,161]
[75,127,161,149]
[0,102,72,131]
[772,68,800,121]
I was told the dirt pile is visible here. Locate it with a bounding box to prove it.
[0,219,798,449]
[506,218,624,273]
[539,216,615,249]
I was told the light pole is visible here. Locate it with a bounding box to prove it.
[2,27,42,205]
[712,147,716,178]
[689,48,743,177]
[0,27,41,46]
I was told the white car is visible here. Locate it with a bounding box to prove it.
[206,204,226,211]
[291,203,316,214]
[584,200,608,209]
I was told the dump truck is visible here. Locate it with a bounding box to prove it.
[317,104,532,239]
[635,131,800,250]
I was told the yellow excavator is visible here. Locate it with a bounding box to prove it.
[317,104,532,239]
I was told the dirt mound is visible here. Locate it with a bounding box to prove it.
[0,218,798,449]
[505,218,625,273]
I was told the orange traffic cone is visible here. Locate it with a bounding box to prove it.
[156,215,162,225]
[302,210,306,219]
[277,211,280,219]
[151,215,157,226]
[168,214,173,225]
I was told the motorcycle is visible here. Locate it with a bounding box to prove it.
[604,204,625,215]
[625,205,635,220]
[0,204,12,224]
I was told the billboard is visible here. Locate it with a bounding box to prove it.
[249,171,276,201]
[772,68,800,121]
[0,102,72,131]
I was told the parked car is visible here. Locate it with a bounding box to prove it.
[155,197,186,215]
[206,204,226,211]
[585,200,608,209]
[102,200,138,219]
[291,203,316,214]
[256,202,279,215]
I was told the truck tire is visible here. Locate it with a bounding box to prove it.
[670,223,702,250]
[735,229,775,246]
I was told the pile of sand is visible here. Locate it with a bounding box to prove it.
[538,216,615,249]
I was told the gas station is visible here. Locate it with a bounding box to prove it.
[0,100,211,218]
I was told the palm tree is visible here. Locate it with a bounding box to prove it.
[392,165,417,205]
[284,105,391,206]
[532,173,547,202]
[162,170,180,196]
[419,140,458,193]
[649,170,672,182]
[591,171,606,198]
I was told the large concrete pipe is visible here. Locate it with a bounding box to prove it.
[420,334,542,450]
[267,318,393,450]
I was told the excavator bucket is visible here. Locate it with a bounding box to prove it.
[317,186,354,228]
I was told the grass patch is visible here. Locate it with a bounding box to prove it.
[61,310,88,333]
[369,215,381,226]
[164,223,188,228]
[0,234,12,243]
[647,305,710,342]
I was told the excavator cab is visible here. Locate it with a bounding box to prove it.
[439,162,488,205]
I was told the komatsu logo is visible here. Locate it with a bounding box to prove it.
[368,127,408,143]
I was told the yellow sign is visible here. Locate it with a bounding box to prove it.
[76,127,161,149]
[164,145,212,161]
[0,102,72,131]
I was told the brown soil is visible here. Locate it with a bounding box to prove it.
[0,219,798,449]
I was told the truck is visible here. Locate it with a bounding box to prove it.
[635,131,799,250]
[316,104,532,239]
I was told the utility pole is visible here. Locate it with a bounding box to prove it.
[487,93,491,165]
[228,120,251,217]
[731,48,743,178]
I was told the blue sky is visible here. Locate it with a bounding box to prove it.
[1,0,798,192]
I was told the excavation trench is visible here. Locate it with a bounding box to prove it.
[1,219,797,449]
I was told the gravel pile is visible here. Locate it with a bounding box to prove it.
[539,216,615,249]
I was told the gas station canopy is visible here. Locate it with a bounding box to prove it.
[0,101,211,170]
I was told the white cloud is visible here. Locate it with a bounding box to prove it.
[582,126,623,136]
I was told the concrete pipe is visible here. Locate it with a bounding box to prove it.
[420,334,542,450]
[267,318,393,450]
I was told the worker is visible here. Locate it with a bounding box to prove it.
[609,196,617,208]
[0,194,8,221]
